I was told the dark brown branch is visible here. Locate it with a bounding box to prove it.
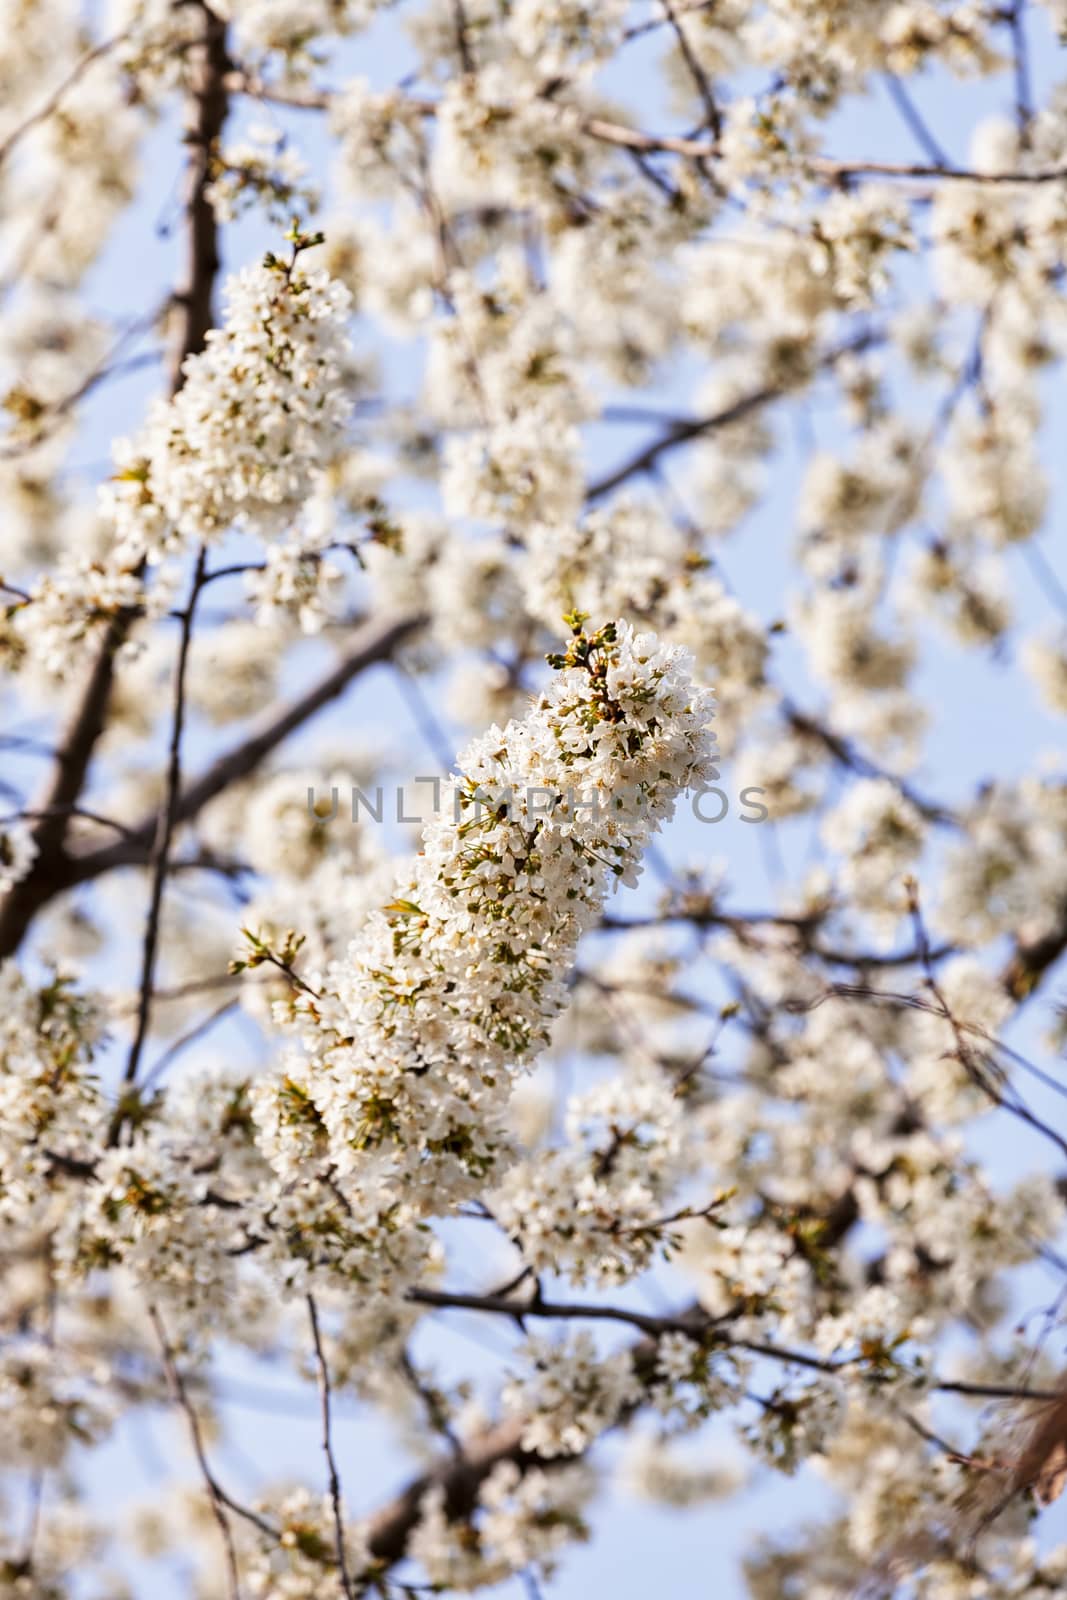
[3,612,421,941]
[364,1414,535,1569]
[358,1283,1063,1577]
[410,1287,1067,1398]
[9,806,137,838]
[0,609,136,958]
[599,906,955,970]
[65,610,423,889]
[1002,915,1067,1003]
[170,5,231,375]
[938,1379,1059,1402]
[409,1285,696,1340]
[409,1287,849,1378]
[451,0,475,73]
[363,1312,666,1571]
[0,1,231,964]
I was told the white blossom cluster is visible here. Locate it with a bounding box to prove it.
[491,1070,692,1285]
[251,619,715,1269]
[410,1460,595,1589]
[105,258,355,559]
[0,968,105,1233]
[502,1331,641,1458]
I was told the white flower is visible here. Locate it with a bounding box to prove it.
[503,1331,641,1457]
[821,777,925,935]
[252,619,715,1280]
[0,817,37,894]
[104,257,355,559]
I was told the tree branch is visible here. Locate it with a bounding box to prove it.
[882,75,953,170]
[64,611,424,891]
[660,0,722,140]
[307,1295,355,1600]
[361,1286,1060,1579]
[0,27,132,171]
[150,1302,272,1600]
[585,332,880,503]
[0,1,231,964]
[121,546,209,1096]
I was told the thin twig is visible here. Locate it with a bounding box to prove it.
[122,545,209,1095]
[307,1295,355,1600]
[0,320,163,461]
[1021,541,1067,622]
[0,27,131,170]
[883,75,953,169]
[150,1305,244,1600]
[660,0,721,139]
[65,612,424,895]
[451,0,475,73]
[408,1285,1063,1401]
[7,806,136,838]
[1009,1,1034,143]
[587,330,881,502]
[140,997,241,1091]
[578,114,1067,183]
